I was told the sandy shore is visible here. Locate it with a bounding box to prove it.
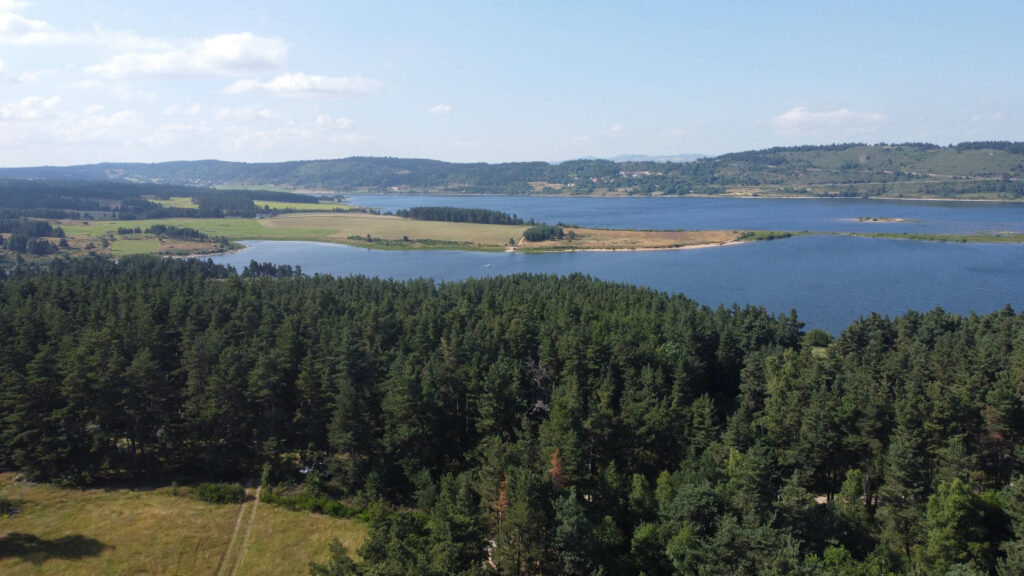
[548,240,747,253]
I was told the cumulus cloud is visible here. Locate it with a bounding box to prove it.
[109,83,156,103]
[15,69,49,83]
[224,117,370,151]
[223,72,381,97]
[216,105,280,121]
[427,104,451,115]
[0,60,51,85]
[71,79,104,91]
[0,95,60,120]
[610,123,624,134]
[770,106,885,132]
[141,121,212,148]
[58,108,142,142]
[315,114,353,129]
[0,94,142,150]
[86,33,288,78]
[87,25,173,51]
[0,5,171,50]
[0,11,72,45]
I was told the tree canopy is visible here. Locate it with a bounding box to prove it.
[0,257,1023,574]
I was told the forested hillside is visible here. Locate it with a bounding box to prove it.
[0,178,320,219]
[2,141,1022,199]
[2,257,1024,574]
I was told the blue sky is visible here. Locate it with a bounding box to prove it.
[1,0,1021,166]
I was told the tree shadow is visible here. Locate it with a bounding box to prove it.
[0,532,110,565]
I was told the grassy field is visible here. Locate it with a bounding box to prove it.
[255,200,353,211]
[148,196,199,209]
[262,213,530,248]
[212,184,298,193]
[146,196,351,212]
[235,501,366,576]
[523,227,743,251]
[40,212,1024,261]
[0,474,366,576]
[54,214,762,255]
[62,218,277,240]
[110,238,164,255]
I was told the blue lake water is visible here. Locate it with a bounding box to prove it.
[209,196,1024,334]
[346,194,1024,235]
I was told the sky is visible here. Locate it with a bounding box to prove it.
[0,0,1022,166]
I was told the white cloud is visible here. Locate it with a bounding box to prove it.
[0,95,60,120]
[610,123,624,134]
[88,25,173,51]
[141,121,212,148]
[770,106,885,132]
[428,104,451,115]
[0,94,144,149]
[0,11,72,45]
[0,61,51,85]
[109,82,156,103]
[223,72,381,97]
[216,105,279,121]
[971,112,1003,122]
[315,114,353,129]
[16,69,49,83]
[71,79,104,91]
[58,108,142,143]
[224,119,370,151]
[86,32,288,78]
[0,6,172,50]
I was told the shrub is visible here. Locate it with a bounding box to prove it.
[523,224,564,242]
[261,490,359,519]
[193,482,246,504]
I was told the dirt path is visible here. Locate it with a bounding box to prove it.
[216,486,261,576]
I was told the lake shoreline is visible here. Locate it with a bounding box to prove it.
[348,191,1023,204]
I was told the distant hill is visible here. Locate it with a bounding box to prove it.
[1,142,1022,199]
[605,153,706,163]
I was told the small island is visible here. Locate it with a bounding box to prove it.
[856,216,908,223]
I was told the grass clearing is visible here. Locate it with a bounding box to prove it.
[263,212,530,247]
[61,218,269,240]
[55,214,762,254]
[212,184,297,193]
[147,196,199,209]
[522,227,743,251]
[255,200,353,212]
[237,498,367,576]
[0,474,366,576]
[110,238,164,255]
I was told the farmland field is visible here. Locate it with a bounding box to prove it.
[254,200,353,211]
[0,474,366,576]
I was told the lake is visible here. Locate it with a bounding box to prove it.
[208,196,1024,334]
